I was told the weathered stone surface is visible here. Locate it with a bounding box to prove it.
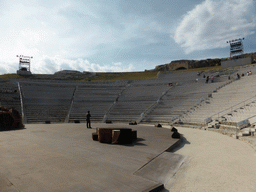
[154,59,221,71]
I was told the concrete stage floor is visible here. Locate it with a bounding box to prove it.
[0,123,185,192]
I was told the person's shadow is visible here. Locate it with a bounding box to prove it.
[166,134,190,152]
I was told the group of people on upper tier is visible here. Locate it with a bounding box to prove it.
[247,71,252,76]
[204,75,214,83]
[197,72,214,83]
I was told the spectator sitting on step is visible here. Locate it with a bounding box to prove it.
[206,76,209,83]
[237,73,240,80]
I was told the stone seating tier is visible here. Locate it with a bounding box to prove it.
[5,70,240,124]
[143,79,228,122]
[184,74,256,124]
[25,105,69,123]
[0,82,21,114]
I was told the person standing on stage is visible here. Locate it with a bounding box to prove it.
[86,111,91,128]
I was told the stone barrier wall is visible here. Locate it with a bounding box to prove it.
[221,57,252,69]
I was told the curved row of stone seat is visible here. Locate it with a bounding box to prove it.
[17,78,128,86]
[183,65,256,124]
[12,68,249,125]
[69,84,126,122]
[142,77,227,123]
[25,105,69,123]
[20,82,76,123]
[106,82,170,122]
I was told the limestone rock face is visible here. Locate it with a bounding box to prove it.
[0,107,23,130]
[154,59,221,71]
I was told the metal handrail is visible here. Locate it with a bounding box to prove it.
[174,80,235,123]
[65,85,77,123]
[209,94,256,120]
[102,84,129,122]
[17,82,26,124]
[137,85,174,123]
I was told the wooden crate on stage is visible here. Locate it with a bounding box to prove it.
[98,128,113,144]
[112,130,120,144]
[94,128,136,144]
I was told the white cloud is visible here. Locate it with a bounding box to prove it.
[0,62,17,74]
[0,56,134,74]
[173,0,256,53]
[0,0,140,75]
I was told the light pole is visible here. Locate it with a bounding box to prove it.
[16,55,33,72]
[226,38,245,59]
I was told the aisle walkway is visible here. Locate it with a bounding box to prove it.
[166,127,256,192]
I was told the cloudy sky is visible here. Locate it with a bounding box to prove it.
[0,0,255,74]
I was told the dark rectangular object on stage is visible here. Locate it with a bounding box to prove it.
[98,128,113,144]
[118,128,133,144]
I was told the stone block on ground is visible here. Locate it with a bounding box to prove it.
[237,119,250,129]
[205,117,212,124]
[171,127,177,132]
[172,131,181,139]
[129,121,137,125]
[0,107,23,130]
[242,131,251,136]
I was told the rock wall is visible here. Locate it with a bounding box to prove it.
[154,59,221,71]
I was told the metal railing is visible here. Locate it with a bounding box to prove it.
[209,94,256,121]
[65,85,77,123]
[17,82,26,124]
[137,85,174,123]
[102,84,129,122]
[173,80,235,124]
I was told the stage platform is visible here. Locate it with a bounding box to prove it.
[0,123,185,192]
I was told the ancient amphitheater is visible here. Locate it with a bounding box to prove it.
[1,64,256,191]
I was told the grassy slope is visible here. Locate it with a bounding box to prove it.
[86,71,160,81]
[0,65,242,81]
[0,74,24,79]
